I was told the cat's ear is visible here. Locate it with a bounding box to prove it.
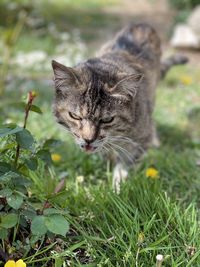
[110,73,143,100]
[52,60,80,92]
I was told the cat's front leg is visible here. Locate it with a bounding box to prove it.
[112,162,128,194]
[112,142,146,193]
[151,123,160,148]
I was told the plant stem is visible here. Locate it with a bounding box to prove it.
[156,255,164,267]
[14,144,20,168]
[23,102,32,129]
[14,106,28,168]
[135,247,140,267]
[14,91,36,168]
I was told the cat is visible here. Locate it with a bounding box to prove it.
[51,23,187,193]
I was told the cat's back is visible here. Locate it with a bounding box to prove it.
[99,23,161,67]
[98,23,161,103]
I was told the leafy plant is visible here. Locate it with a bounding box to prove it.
[0,91,69,265]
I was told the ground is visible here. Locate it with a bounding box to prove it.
[0,0,200,266]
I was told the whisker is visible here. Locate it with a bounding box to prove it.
[106,143,130,167]
[105,141,134,166]
[106,135,145,155]
[108,135,139,146]
[108,142,135,164]
[105,143,124,163]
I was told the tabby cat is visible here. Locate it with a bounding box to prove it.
[52,23,187,192]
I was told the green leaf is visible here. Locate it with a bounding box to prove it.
[43,208,62,216]
[49,191,68,207]
[0,171,17,183]
[45,214,69,237]
[0,162,12,176]
[0,228,8,239]
[37,149,52,165]
[30,235,41,246]
[0,188,12,197]
[0,213,18,229]
[43,139,62,149]
[31,216,47,236]
[16,129,34,149]
[25,158,38,170]
[7,193,24,210]
[43,208,68,216]
[10,103,42,114]
[22,208,37,221]
[19,216,27,228]
[0,171,29,186]
[0,125,23,138]
[55,258,64,267]
[30,105,43,114]
[12,175,31,187]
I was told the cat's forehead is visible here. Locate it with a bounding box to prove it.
[78,101,101,118]
[74,83,113,120]
[79,86,110,117]
[84,59,119,83]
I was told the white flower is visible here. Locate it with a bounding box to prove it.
[76,175,84,183]
[59,32,70,41]
[156,255,164,261]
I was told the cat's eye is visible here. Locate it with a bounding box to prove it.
[58,120,66,126]
[58,120,69,129]
[100,116,114,124]
[69,112,82,120]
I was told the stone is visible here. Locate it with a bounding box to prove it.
[188,5,200,36]
[170,24,199,49]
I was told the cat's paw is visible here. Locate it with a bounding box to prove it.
[112,163,128,194]
[152,135,160,148]
[152,127,161,148]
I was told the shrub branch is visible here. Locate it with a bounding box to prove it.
[14,91,37,168]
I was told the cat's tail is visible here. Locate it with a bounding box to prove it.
[161,54,188,78]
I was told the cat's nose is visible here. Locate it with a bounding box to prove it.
[84,138,95,144]
[81,120,97,145]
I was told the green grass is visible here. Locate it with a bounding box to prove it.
[65,180,199,266]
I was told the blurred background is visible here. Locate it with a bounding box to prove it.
[0,0,200,151]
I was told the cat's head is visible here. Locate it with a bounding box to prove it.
[51,59,143,153]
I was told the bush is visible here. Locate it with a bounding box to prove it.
[0,91,69,265]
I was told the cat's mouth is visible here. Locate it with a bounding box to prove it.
[81,144,98,153]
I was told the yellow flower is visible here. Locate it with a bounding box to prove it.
[51,153,62,162]
[27,91,38,103]
[137,232,145,245]
[146,167,159,179]
[180,75,193,85]
[31,91,38,97]
[4,259,26,267]
[16,260,26,267]
[4,261,15,267]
